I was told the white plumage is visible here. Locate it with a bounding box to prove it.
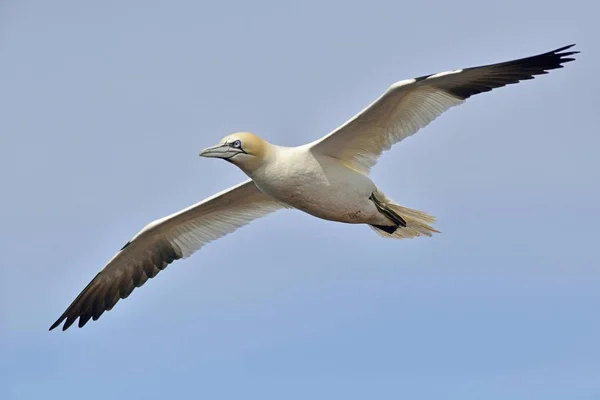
[50,44,578,331]
[134,180,285,259]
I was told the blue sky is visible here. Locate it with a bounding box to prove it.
[1,0,598,399]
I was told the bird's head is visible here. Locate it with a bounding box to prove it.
[199,132,271,174]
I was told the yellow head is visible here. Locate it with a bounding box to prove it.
[199,132,271,174]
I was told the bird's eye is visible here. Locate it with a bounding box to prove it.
[232,140,242,148]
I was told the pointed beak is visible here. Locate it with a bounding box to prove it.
[199,143,242,159]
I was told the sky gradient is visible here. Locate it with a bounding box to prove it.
[1,1,599,399]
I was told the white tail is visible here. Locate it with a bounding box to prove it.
[370,203,439,239]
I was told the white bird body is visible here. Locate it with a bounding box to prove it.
[247,144,385,225]
[50,44,578,331]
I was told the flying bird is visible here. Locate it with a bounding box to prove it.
[50,44,578,331]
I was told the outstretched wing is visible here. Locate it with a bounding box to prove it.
[310,45,578,175]
[50,179,285,331]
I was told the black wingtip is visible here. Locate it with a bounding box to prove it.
[555,43,576,52]
[552,44,580,59]
[443,43,579,100]
[531,44,580,67]
[49,318,63,331]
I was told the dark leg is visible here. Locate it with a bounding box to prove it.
[369,193,407,227]
[371,224,399,234]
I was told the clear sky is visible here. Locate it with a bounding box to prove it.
[1,1,598,399]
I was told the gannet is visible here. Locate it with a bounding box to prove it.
[50,44,578,331]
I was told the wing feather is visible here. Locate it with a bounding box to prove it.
[49,179,284,331]
[311,45,578,174]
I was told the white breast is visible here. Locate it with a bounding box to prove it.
[250,145,377,223]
